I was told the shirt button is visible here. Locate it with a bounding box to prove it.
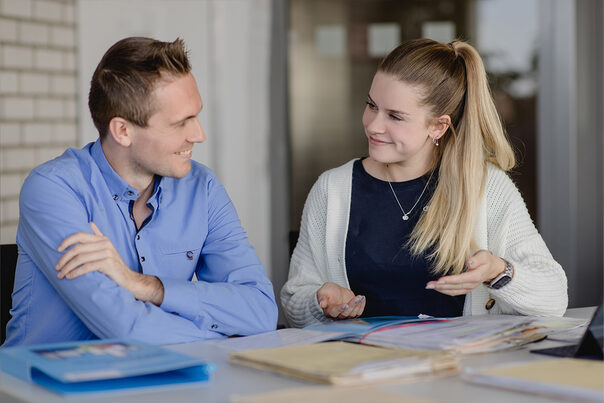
[211,324,218,329]
[485,298,495,310]
[127,190,134,196]
[113,194,118,200]
[140,256,145,262]
[136,235,140,240]
[186,251,194,260]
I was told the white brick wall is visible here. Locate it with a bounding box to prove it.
[20,72,49,94]
[33,0,63,23]
[34,48,63,70]
[0,0,77,243]
[3,45,34,69]
[0,71,18,93]
[50,74,75,95]
[35,97,63,119]
[3,97,35,119]
[19,21,49,46]
[23,122,52,143]
[0,122,19,145]
[0,172,22,198]
[64,2,74,24]
[0,18,17,41]
[50,26,74,47]
[0,0,33,19]
[1,148,36,170]
[63,98,75,118]
[53,121,76,142]
[1,198,18,223]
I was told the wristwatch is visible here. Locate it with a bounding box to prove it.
[486,259,513,289]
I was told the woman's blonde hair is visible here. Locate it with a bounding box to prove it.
[378,38,515,275]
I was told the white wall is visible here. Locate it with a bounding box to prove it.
[77,0,273,277]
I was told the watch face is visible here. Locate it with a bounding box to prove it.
[491,275,512,289]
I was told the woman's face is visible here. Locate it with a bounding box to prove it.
[362,72,436,168]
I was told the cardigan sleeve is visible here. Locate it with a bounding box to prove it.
[485,166,568,316]
[280,173,332,327]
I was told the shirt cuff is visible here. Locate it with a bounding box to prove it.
[159,277,200,319]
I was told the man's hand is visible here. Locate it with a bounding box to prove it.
[316,282,365,319]
[55,222,164,305]
[425,250,507,296]
[56,222,131,284]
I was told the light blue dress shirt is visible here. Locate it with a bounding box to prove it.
[3,140,277,346]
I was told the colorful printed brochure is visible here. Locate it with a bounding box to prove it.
[0,339,215,395]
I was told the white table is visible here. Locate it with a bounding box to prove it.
[0,307,597,403]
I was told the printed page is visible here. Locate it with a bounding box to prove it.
[209,328,343,351]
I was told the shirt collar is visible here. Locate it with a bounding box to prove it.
[90,139,164,205]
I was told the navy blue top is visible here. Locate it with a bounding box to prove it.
[346,158,465,317]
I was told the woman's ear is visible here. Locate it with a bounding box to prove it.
[107,117,132,147]
[429,115,451,142]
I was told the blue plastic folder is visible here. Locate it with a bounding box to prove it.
[0,339,215,395]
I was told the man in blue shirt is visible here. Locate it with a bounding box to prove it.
[3,37,278,346]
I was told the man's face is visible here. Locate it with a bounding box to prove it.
[128,73,205,180]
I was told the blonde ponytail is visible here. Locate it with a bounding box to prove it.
[379,39,515,275]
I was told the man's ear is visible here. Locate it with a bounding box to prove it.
[429,115,451,142]
[107,117,132,147]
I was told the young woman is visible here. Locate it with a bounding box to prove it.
[281,39,568,328]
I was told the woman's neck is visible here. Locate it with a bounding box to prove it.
[363,157,434,182]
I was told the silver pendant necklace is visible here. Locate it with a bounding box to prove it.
[385,166,435,221]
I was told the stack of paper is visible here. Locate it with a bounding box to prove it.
[229,341,459,385]
[464,358,604,402]
[359,315,545,354]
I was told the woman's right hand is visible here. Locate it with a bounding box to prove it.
[316,282,366,319]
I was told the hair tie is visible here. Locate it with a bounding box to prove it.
[448,42,458,57]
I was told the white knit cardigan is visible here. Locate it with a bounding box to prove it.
[281,159,568,328]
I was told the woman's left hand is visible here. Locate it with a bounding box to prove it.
[425,250,506,296]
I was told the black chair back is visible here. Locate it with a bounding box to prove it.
[1,244,17,344]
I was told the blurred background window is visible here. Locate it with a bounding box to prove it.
[289,0,540,230]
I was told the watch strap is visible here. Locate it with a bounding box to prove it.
[487,259,513,289]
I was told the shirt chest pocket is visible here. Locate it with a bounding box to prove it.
[157,243,201,279]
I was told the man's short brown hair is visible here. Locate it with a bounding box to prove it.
[88,37,191,138]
